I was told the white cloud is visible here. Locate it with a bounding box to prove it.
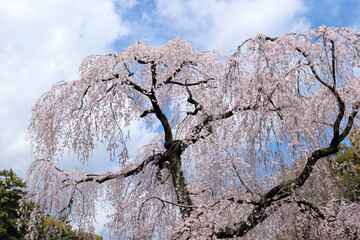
[0,0,129,177]
[155,0,310,53]
[0,1,140,236]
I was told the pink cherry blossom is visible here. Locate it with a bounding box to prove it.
[25,26,360,239]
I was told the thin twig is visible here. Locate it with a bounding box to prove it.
[232,163,254,196]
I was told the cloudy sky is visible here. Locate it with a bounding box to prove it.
[0,0,359,235]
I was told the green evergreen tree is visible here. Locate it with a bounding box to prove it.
[329,133,360,202]
[0,169,28,239]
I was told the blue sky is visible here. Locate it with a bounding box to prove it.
[112,0,360,51]
[0,0,359,236]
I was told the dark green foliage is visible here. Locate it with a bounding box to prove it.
[329,139,360,202]
[0,169,28,239]
[37,216,103,240]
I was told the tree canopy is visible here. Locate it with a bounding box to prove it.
[0,169,27,239]
[26,26,360,239]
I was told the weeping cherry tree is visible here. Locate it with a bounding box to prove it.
[26,26,360,239]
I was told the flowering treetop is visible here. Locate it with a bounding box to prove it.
[26,26,360,239]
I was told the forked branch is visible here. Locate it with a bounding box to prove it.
[214,104,359,239]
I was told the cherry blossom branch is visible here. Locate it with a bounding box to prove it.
[112,70,174,144]
[296,48,332,89]
[186,86,204,116]
[231,163,254,196]
[226,197,261,205]
[148,92,174,145]
[214,106,360,238]
[181,104,259,148]
[290,198,360,223]
[293,199,325,220]
[59,186,76,216]
[214,77,358,238]
[120,59,195,218]
[296,47,345,146]
[75,153,162,184]
[38,153,163,217]
[150,61,157,93]
[102,72,150,97]
[258,86,283,120]
[215,145,339,238]
[141,196,198,209]
[121,74,150,96]
[140,109,155,118]
[339,102,360,142]
[134,56,150,65]
[312,120,334,127]
[71,85,91,112]
[331,40,337,88]
[166,79,210,87]
[163,61,193,85]
[33,153,161,189]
